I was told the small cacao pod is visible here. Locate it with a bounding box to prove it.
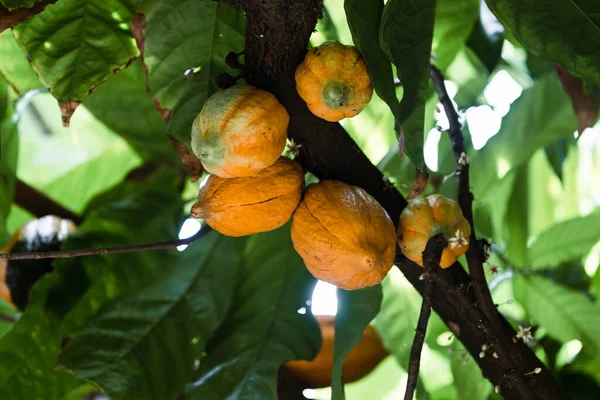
[191,83,289,178]
[295,41,373,122]
[191,157,304,237]
[291,180,396,290]
[398,194,471,268]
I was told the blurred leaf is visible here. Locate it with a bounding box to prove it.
[186,225,321,400]
[485,0,600,86]
[0,30,42,94]
[332,285,382,400]
[543,137,569,181]
[432,0,479,70]
[43,168,184,334]
[345,0,400,125]
[527,209,600,269]
[466,1,504,73]
[514,273,600,357]
[83,60,176,162]
[380,0,436,170]
[450,344,493,400]
[0,82,18,245]
[374,269,421,367]
[13,0,139,121]
[471,74,578,200]
[316,7,339,41]
[60,232,246,400]
[137,0,245,148]
[0,276,82,398]
[554,64,600,134]
[0,0,42,10]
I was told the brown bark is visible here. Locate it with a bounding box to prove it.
[0,0,57,33]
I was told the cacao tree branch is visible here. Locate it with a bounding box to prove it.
[0,0,57,33]
[14,178,83,225]
[404,234,446,400]
[0,226,212,261]
[236,1,565,398]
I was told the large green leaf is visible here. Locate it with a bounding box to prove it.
[139,0,245,147]
[379,0,436,170]
[345,0,400,122]
[0,0,42,10]
[471,74,578,200]
[527,210,600,269]
[59,232,246,400]
[432,0,479,70]
[514,274,600,357]
[485,0,600,86]
[0,30,42,94]
[43,168,185,334]
[332,285,382,400]
[186,225,321,399]
[83,60,175,162]
[13,0,139,119]
[0,276,82,398]
[450,344,493,400]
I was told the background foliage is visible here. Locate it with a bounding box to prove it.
[0,0,599,399]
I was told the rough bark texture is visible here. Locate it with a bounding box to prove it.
[233,0,566,399]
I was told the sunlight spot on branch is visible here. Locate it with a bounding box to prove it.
[177,218,201,251]
[311,280,337,316]
[466,105,502,150]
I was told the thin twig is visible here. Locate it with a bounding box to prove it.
[429,65,501,329]
[0,312,17,323]
[404,234,446,400]
[0,226,212,261]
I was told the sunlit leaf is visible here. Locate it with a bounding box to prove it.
[59,232,246,400]
[432,0,479,70]
[485,0,600,86]
[332,285,382,400]
[186,225,321,400]
[514,273,600,357]
[0,30,42,94]
[0,80,18,244]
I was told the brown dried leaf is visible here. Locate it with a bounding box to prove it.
[554,64,600,134]
[170,137,203,182]
[59,100,81,127]
[406,167,429,200]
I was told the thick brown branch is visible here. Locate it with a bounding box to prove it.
[0,226,212,261]
[0,0,57,33]
[404,234,445,400]
[14,178,83,225]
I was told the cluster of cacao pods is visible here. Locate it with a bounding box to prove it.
[190,40,471,292]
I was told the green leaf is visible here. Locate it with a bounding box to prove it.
[332,285,382,400]
[544,137,570,181]
[471,74,578,200]
[59,232,247,400]
[345,0,400,121]
[485,0,600,86]
[514,273,600,357]
[466,1,504,73]
[0,276,82,398]
[0,0,41,10]
[432,0,479,70]
[13,0,139,114]
[379,0,435,170]
[186,225,321,400]
[44,168,185,334]
[83,60,175,162]
[139,0,245,147]
[527,210,600,269]
[0,30,42,94]
[0,83,18,245]
[450,344,493,400]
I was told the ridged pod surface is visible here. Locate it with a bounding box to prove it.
[398,194,471,268]
[282,316,389,388]
[191,83,289,178]
[295,41,373,122]
[291,180,396,290]
[191,157,304,237]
